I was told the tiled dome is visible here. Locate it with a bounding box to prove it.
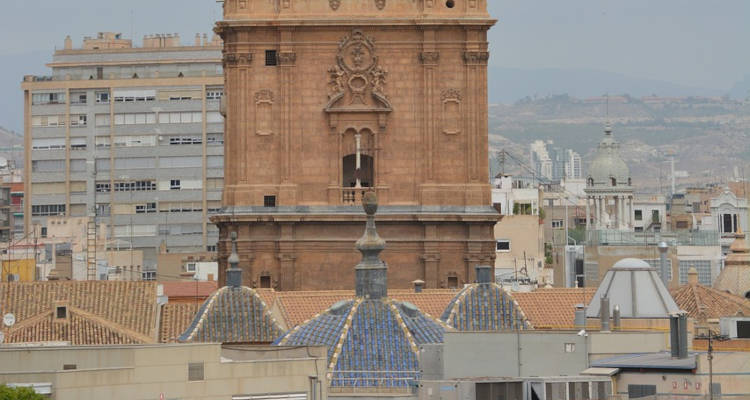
[440,266,530,331]
[588,123,631,187]
[179,285,282,343]
[274,297,444,388]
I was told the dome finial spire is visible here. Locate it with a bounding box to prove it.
[355,191,387,299]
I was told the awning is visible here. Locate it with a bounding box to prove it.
[581,367,620,376]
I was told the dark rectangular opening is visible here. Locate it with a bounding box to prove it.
[628,384,656,398]
[96,66,103,80]
[447,276,458,289]
[63,364,77,370]
[260,275,271,288]
[737,321,750,338]
[188,362,204,381]
[264,195,276,207]
[265,50,277,66]
[56,306,67,319]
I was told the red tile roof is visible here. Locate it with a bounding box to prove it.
[159,281,217,299]
[512,288,596,329]
[159,302,201,343]
[0,281,158,344]
[670,284,750,322]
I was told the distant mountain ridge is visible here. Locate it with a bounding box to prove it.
[488,67,729,104]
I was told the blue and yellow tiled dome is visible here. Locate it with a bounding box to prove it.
[179,233,283,343]
[274,192,447,389]
[275,297,444,387]
[440,266,530,331]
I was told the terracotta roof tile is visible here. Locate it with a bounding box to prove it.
[670,284,750,322]
[0,281,158,344]
[159,281,217,299]
[512,288,596,329]
[269,289,457,328]
[159,302,201,343]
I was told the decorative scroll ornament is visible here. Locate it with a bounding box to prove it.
[327,30,389,104]
[419,52,440,65]
[440,88,461,102]
[463,51,490,65]
[254,89,274,104]
[375,0,386,10]
[330,0,341,10]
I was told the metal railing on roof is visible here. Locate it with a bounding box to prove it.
[586,230,719,247]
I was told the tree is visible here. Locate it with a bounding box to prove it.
[0,385,45,400]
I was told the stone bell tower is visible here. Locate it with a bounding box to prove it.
[213,0,499,290]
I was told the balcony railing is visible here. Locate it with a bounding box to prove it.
[341,188,369,205]
[586,230,719,246]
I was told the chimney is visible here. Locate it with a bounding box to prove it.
[612,304,621,330]
[600,296,610,332]
[687,267,698,286]
[194,33,201,46]
[354,192,387,300]
[658,241,669,286]
[202,33,208,46]
[226,232,242,288]
[475,265,493,284]
[64,35,73,50]
[670,312,688,358]
[412,279,425,293]
[574,303,585,328]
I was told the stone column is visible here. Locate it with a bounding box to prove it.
[585,196,591,230]
[629,196,634,227]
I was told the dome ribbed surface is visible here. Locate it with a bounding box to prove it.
[179,286,282,343]
[440,283,530,331]
[274,298,445,388]
[588,126,630,186]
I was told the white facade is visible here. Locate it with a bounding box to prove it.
[632,194,667,232]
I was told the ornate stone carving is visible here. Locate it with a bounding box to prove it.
[278,52,296,66]
[326,29,390,104]
[238,53,252,65]
[223,53,237,66]
[329,0,341,10]
[419,51,440,65]
[223,53,252,67]
[463,51,490,65]
[440,88,461,102]
[375,0,386,10]
[254,89,274,104]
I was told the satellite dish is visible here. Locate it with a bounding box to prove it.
[3,313,15,327]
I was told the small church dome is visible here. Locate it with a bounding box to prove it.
[588,123,630,187]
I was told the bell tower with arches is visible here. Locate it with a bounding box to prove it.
[213,0,498,290]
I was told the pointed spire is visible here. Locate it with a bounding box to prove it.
[355,191,388,299]
[226,231,242,288]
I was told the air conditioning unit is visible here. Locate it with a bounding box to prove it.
[720,317,750,339]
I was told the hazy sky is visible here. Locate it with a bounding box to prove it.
[1,0,748,131]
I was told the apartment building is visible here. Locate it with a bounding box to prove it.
[21,32,224,276]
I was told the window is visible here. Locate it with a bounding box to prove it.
[265,50,277,66]
[627,385,656,399]
[95,91,109,103]
[31,115,65,127]
[513,202,533,215]
[95,158,110,172]
[159,156,201,168]
[31,204,66,216]
[70,137,87,150]
[69,159,86,172]
[70,92,87,105]
[114,157,156,169]
[95,114,110,127]
[63,364,77,370]
[113,89,156,102]
[634,209,642,221]
[32,92,66,105]
[31,138,65,150]
[142,270,156,281]
[135,203,156,214]
[552,219,564,228]
[96,204,111,217]
[32,160,65,172]
[158,112,202,124]
[260,275,271,288]
[56,306,67,319]
[496,240,510,252]
[114,181,156,192]
[113,135,156,147]
[113,113,156,125]
[447,276,459,289]
[564,343,576,353]
[264,195,276,207]
[651,209,660,223]
[70,114,87,127]
[168,136,202,145]
[206,112,223,123]
[170,179,181,190]
[188,362,204,381]
[206,89,224,100]
[40,227,47,238]
[96,66,104,80]
[207,245,217,252]
[207,134,224,145]
[186,262,196,272]
[207,156,223,168]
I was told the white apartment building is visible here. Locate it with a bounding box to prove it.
[22,32,224,277]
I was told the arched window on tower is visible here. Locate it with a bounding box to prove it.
[343,154,374,188]
[628,177,632,186]
[587,177,594,186]
[610,177,617,186]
